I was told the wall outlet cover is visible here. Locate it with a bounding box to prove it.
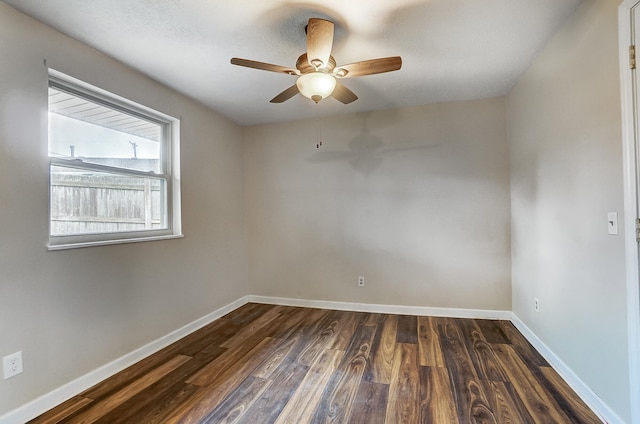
[3,351,23,379]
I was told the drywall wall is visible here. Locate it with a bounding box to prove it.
[244,98,511,311]
[508,0,630,421]
[0,3,248,416]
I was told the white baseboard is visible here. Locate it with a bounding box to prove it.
[248,295,512,320]
[0,296,250,424]
[510,313,622,424]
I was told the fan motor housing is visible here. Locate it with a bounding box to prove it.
[296,53,337,74]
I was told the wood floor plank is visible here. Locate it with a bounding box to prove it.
[219,305,284,349]
[62,354,191,424]
[274,349,344,424]
[169,319,242,357]
[329,311,369,351]
[233,362,310,424]
[311,324,376,423]
[268,307,315,340]
[365,314,397,384]
[385,343,420,424]
[419,366,459,423]
[482,380,535,424]
[251,330,307,380]
[493,344,573,423]
[30,305,602,424]
[201,376,270,424]
[230,316,343,423]
[364,312,386,327]
[458,319,508,383]
[27,396,93,424]
[222,302,274,325]
[538,366,602,423]
[91,345,227,424]
[465,379,499,423]
[164,337,282,423]
[417,316,445,368]
[270,307,329,340]
[475,319,510,344]
[187,331,279,386]
[105,382,201,424]
[162,317,239,358]
[347,381,389,424]
[253,311,341,382]
[296,311,343,367]
[438,318,496,423]
[497,321,549,368]
[209,337,281,387]
[162,386,215,424]
[396,315,418,344]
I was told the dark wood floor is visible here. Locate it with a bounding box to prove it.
[29,303,601,423]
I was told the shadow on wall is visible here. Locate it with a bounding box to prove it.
[307,111,439,175]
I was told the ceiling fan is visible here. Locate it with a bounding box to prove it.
[230,18,402,104]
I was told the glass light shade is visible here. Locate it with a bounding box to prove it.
[296,72,336,103]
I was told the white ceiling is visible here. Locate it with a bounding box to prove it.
[4,0,582,126]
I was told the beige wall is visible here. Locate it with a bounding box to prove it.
[508,0,630,421]
[244,99,512,311]
[0,3,248,415]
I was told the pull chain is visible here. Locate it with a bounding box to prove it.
[316,118,323,149]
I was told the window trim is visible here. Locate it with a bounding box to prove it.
[47,69,182,250]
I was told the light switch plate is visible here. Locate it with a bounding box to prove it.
[608,212,618,235]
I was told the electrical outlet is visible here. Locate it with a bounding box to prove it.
[358,276,365,287]
[534,298,540,313]
[3,351,23,380]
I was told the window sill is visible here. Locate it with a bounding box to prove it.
[47,233,184,251]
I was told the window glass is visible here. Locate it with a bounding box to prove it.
[49,165,166,236]
[48,86,161,173]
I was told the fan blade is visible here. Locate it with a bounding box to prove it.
[231,58,300,76]
[270,85,300,103]
[333,56,402,78]
[306,18,334,70]
[332,82,358,104]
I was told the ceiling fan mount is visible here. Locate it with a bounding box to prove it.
[230,18,402,104]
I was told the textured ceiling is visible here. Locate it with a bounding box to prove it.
[4,0,582,126]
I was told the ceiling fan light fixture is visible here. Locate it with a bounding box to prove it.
[231,18,401,105]
[296,72,336,103]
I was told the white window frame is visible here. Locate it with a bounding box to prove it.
[47,70,182,250]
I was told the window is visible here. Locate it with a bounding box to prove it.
[48,70,181,249]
